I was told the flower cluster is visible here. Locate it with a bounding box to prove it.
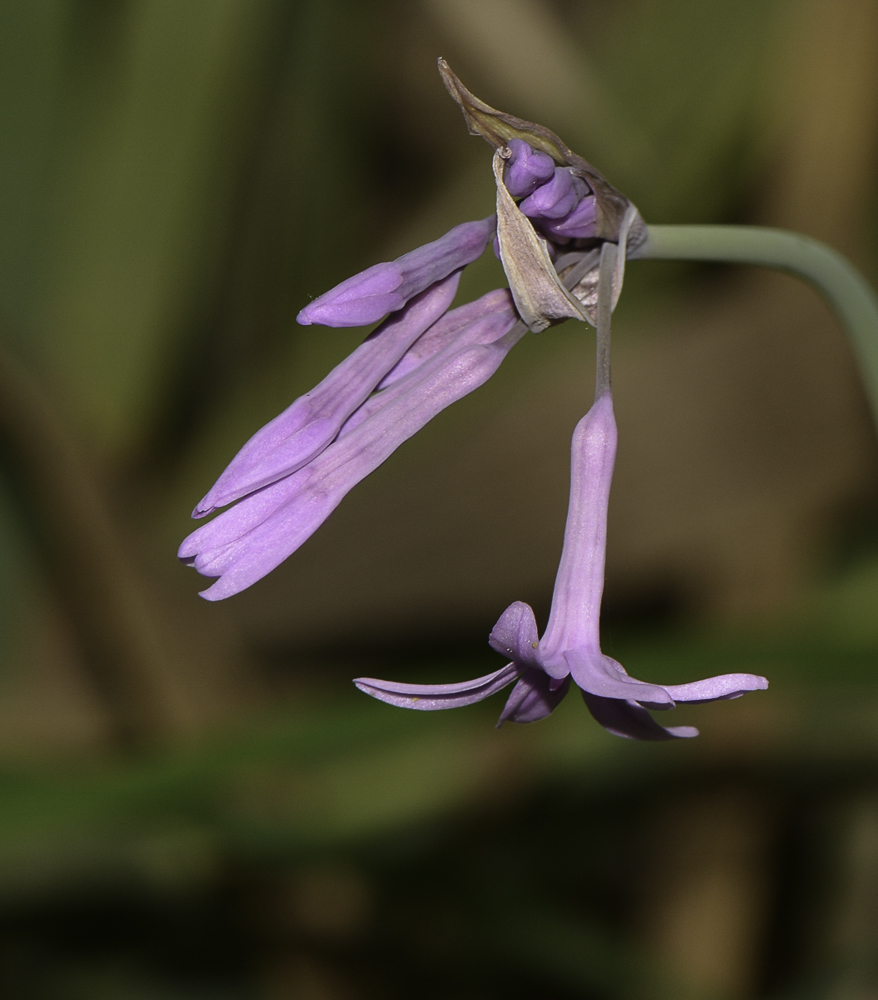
[180,61,767,738]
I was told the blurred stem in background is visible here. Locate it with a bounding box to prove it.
[637,225,878,429]
[0,338,179,749]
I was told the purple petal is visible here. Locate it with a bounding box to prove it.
[662,672,768,703]
[297,218,494,328]
[375,289,517,392]
[193,274,461,516]
[296,263,403,327]
[336,295,516,441]
[565,648,674,708]
[582,693,699,741]
[540,392,617,659]
[497,670,570,725]
[354,662,521,711]
[488,601,540,665]
[503,139,555,198]
[540,197,598,241]
[394,218,495,301]
[519,169,582,220]
[179,321,527,599]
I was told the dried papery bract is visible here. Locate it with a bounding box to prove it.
[439,59,644,328]
[492,149,587,332]
[438,58,644,247]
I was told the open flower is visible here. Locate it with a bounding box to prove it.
[180,62,642,599]
[355,243,768,740]
[355,390,768,740]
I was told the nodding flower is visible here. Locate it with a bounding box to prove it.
[356,388,767,740]
[179,60,768,738]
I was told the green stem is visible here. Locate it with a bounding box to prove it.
[633,225,878,429]
[595,241,616,401]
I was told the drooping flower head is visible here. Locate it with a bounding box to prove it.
[179,62,768,738]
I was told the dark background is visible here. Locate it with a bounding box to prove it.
[0,0,877,996]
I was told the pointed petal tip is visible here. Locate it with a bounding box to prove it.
[296,308,313,326]
[355,663,521,711]
[666,726,700,740]
[662,671,770,703]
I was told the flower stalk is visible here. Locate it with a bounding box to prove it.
[634,224,878,430]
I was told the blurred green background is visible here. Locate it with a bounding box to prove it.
[0,0,877,996]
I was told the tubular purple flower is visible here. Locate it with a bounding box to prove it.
[184,63,645,601]
[296,218,495,328]
[194,273,462,517]
[179,290,522,599]
[356,391,768,740]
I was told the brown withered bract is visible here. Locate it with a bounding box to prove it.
[438,58,643,247]
[492,149,589,332]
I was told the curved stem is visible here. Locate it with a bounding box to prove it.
[633,225,878,429]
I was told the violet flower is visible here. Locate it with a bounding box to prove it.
[355,391,768,739]
[355,244,768,740]
[180,282,523,600]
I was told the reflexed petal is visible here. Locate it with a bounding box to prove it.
[488,601,540,665]
[565,648,673,707]
[180,323,527,599]
[582,692,699,741]
[497,670,570,725]
[354,662,521,711]
[662,672,768,703]
[297,218,494,327]
[195,274,462,516]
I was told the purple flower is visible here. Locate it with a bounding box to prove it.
[296,218,495,328]
[355,392,768,740]
[179,283,523,599]
[194,270,467,517]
